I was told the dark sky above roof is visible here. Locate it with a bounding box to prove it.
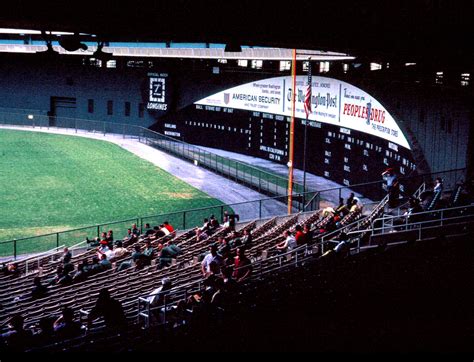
[2,0,474,62]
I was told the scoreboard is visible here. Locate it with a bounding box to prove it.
[159,75,417,198]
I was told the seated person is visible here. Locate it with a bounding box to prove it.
[99,254,112,270]
[86,236,100,248]
[160,224,171,237]
[122,228,137,246]
[232,248,252,282]
[335,197,349,216]
[157,241,182,269]
[163,221,175,234]
[31,276,48,300]
[142,223,154,237]
[294,225,306,246]
[5,263,20,277]
[72,262,89,283]
[208,215,219,232]
[106,230,114,246]
[61,248,72,264]
[276,230,297,254]
[112,241,127,259]
[131,223,140,236]
[195,228,209,243]
[303,223,314,244]
[142,241,155,265]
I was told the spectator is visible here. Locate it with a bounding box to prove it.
[31,276,48,300]
[1,314,33,352]
[216,236,231,257]
[294,224,306,246]
[61,247,72,264]
[113,240,127,259]
[142,240,154,265]
[106,230,114,246]
[208,215,219,232]
[116,244,143,271]
[88,288,127,332]
[88,256,102,275]
[382,168,399,208]
[335,197,349,216]
[33,316,55,348]
[131,223,140,236]
[143,223,154,236]
[5,263,20,277]
[276,230,297,253]
[346,192,355,209]
[240,229,253,250]
[72,262,89,283]
[303,223,314,244]
[147,278,173,324]
[434,177,444,194]
[157,241,182,269]
[53,307,82,340]
[163,221,175,234]
[322,206,335,218]
[159,224,171,237]
[232,247,252,282]
[404,197,423,225]
[227,212,240,232]
[349,198,360,213]
[333,232,350,257]
[63,260,75,275]
[86,236,100,248]
[99,254,112,270]
[201,244,223,276]
[200,218,210,233]
[122,228,137,246]
[49,265,71,286]
[99,232,108,247]
[195,228,209,242]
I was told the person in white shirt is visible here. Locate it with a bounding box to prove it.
[276,230,297,253]
[201,244,223,276]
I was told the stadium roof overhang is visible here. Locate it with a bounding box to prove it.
[0,41,355,61]
[0,1,473,65]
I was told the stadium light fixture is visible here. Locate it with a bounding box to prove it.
[36,30,59,56]
[91,41,113,61]
[59,34,88,52]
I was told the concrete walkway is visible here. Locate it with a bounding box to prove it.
[198,146,374,206]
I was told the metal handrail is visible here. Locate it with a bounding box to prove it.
[371,203,474,235]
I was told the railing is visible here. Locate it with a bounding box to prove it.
[371,204,474,238]
[23,238,90,275]
[19,244,65,275]
[135,242,318,329]
[319,195,388,254]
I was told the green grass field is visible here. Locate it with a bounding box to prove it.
[0,129,224,255]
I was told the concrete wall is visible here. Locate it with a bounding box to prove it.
[0,57,155,127]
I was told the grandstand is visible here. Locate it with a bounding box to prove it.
[0,1,474,354]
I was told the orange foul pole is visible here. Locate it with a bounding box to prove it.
[287,48,297,214]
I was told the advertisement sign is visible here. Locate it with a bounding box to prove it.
[194,76,411,149]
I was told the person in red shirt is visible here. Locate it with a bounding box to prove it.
[294,224,306,246]
[163,221,174,233]
[232,247,252,282]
